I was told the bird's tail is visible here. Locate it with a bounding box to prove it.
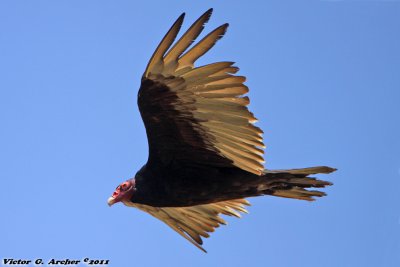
[260,166,336,201]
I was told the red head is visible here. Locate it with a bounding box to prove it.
[107,179,136,206]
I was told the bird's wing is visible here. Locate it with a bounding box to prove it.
[124,198,250,252]
[138,9,265,175]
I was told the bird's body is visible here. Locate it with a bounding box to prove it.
[107,9,336,252]
[133,163,332,207]
[133,161,256,207]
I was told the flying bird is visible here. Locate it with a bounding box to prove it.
[107,9,336,252]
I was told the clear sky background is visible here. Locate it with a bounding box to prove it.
[1,1,399,266]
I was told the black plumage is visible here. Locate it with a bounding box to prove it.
[108,9,336,252]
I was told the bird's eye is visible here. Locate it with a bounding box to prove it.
[122,182,130,190]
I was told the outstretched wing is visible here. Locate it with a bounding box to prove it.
[138,9,265,175]
[124,198,250,252]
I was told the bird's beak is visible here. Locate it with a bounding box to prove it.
[107,197,116,207]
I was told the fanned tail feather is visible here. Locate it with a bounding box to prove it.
[262,166,336,201]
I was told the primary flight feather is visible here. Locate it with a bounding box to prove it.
[107,9,336,252]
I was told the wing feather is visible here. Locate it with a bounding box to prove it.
[143,13,185,77]
[139,11,265,175]
[163,8,213,75]
[126,199,250,252]
[211,66,239,76]
[177,24,229,73]
[181,62,235,80]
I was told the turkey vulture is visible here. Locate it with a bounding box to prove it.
[107,9,336,252]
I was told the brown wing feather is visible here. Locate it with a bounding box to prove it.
[163,8,213,75]
[143,13,185,77]
[139,11,265,175]
[124,199,250,252]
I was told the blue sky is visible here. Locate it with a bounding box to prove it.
[1,1,399,266]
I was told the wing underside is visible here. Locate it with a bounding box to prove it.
[124,198,250,252]
[138,9,265,175]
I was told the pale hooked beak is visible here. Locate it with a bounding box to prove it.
[107,197,116,207]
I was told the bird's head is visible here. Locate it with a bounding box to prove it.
[107,179,136,207]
